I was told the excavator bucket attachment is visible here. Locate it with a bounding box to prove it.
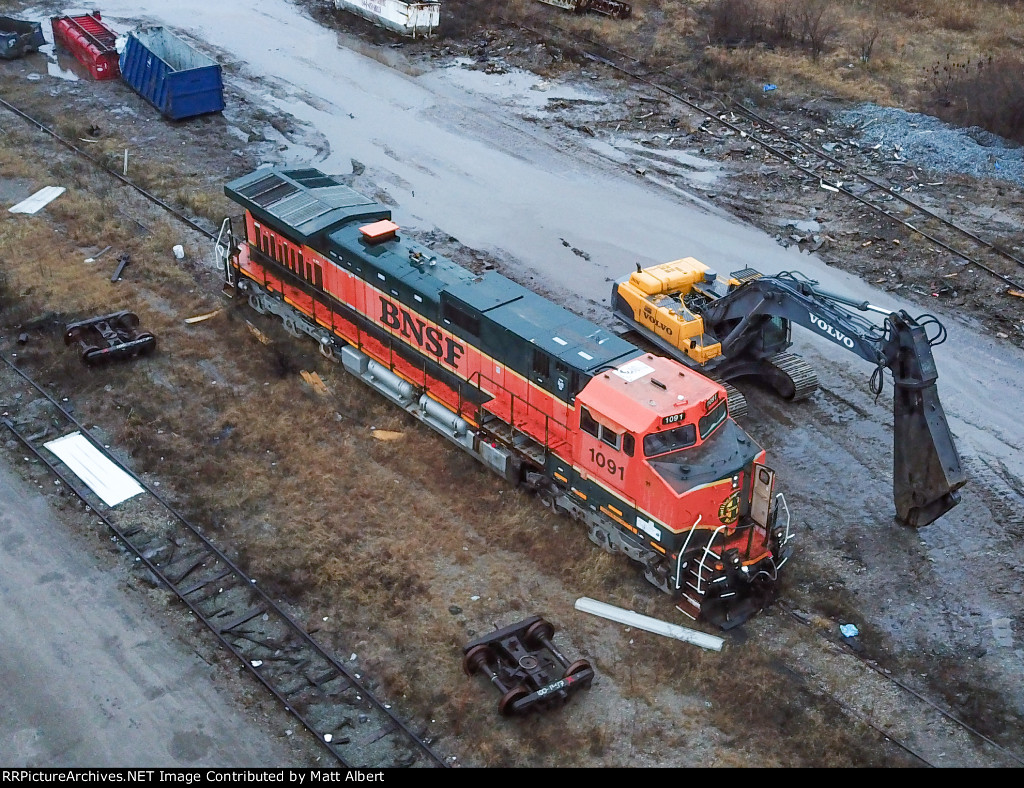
[888,312,966,527]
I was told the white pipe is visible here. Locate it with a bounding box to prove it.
[574,597,724,652]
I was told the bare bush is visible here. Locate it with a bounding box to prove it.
[929,54,1024,143]
[707,0,766,45]
[704,0,838,57]
[854,24,881,63]
[794,0,840,60]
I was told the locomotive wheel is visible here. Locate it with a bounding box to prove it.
[248,293,266,314]
[498,685,530,717]
[462,644,495,677]
[524,618,554,649]
[563,659,592,679]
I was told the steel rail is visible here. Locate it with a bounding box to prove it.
[576,53,1024,292]
[0,96,218,241]
[727,101,1024,271]
[0,355,448,769]
[780,603,1024,767]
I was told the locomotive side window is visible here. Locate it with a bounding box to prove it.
[580,407,599,438]
[644,423,697,457]
[623,433,635,457]
[580,406,622,450]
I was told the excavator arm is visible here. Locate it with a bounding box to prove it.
[701,272,966,526]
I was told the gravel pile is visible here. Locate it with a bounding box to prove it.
[838,103,1024,187]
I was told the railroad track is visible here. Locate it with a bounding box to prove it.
[513,18,1024,296]
[770,602,1024,768]
[0,355,448,769]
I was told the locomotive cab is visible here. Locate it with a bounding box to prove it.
[574,355,788,625]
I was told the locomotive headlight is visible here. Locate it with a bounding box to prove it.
[741,565,749,574]
[730,553,741,567]
[731,475,739,489]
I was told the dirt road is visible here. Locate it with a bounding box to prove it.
[0,457,321,766]
[2,0,1022,767]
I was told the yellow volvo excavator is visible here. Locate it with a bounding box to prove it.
[612,257,966,528]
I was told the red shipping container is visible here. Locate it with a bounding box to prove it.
[51,12,119,80]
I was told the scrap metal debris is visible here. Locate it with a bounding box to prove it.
[110,253,131,282]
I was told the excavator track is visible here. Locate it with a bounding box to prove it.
[764,352,818,401]
[712,378,748,419]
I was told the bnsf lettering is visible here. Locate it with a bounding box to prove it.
[379,297,465,367]
[808,311,856,349]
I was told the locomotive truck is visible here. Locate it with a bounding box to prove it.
[216,166,792,630]
[612,258,966,527]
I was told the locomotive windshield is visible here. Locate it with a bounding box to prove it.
[698,401,728,439]
[644,423,697,457]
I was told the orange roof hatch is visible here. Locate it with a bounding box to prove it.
[359,219,399,244]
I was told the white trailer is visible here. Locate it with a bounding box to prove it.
[334,0,439,38]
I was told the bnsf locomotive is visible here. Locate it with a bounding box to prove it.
[216,167,793,629]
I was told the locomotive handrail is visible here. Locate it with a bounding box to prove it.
[694,524,728,595]
[470,368,572,455]
[674,514,702,591]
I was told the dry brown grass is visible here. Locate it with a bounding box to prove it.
[485,0,1024,137]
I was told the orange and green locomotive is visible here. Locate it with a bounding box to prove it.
[217,166,792,628]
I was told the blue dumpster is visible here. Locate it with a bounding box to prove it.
[1,16,45,59]
[119,27,224,120]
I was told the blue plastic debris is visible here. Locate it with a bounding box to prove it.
[840,623,859,638]
[763,84,777,92]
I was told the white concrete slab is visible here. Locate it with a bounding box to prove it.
[43,432,144,507]
[9,186,66,214]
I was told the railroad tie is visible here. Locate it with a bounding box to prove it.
[162,551,211,585]
[217,605,267,634]
[178,567,233,597]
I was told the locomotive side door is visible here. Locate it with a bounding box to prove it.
[750,463,776,528]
